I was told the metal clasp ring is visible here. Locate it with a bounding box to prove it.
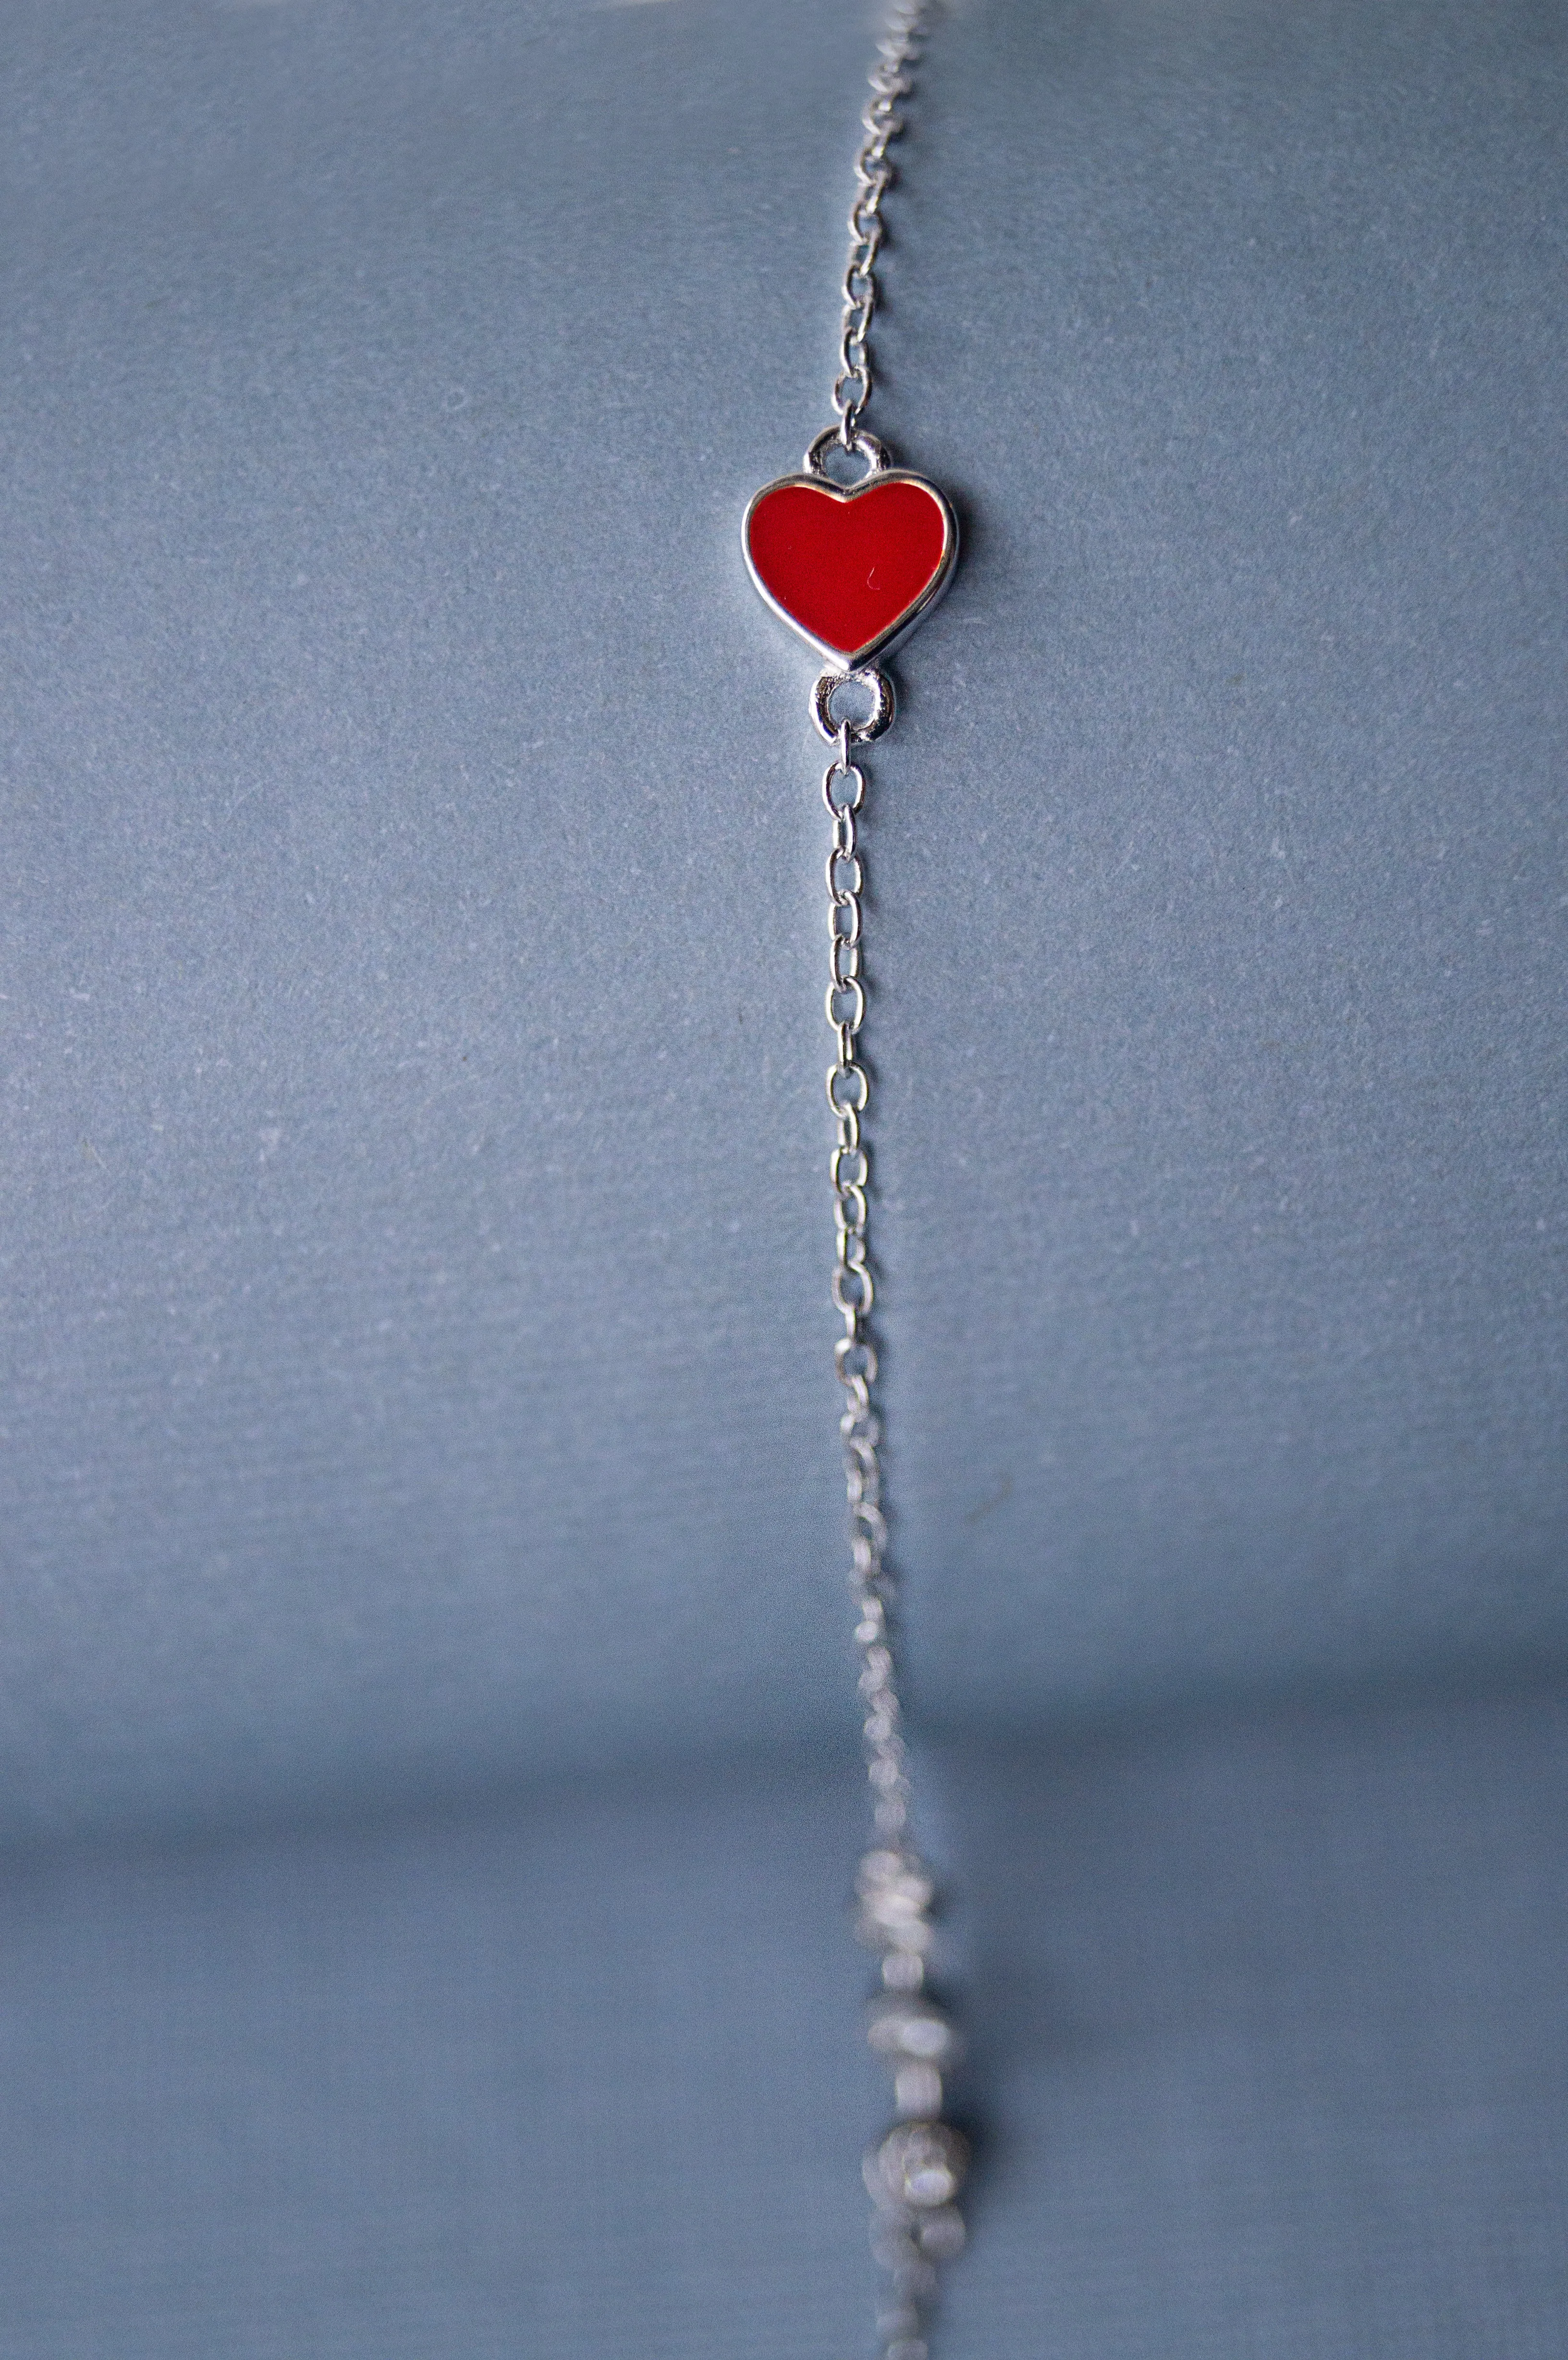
[803,426,892,481]
[813,667,895,745]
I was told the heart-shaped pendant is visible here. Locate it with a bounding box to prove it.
[744,434,957,671]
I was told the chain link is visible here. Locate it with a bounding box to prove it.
[833,0,928,442]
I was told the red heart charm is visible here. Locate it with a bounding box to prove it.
[744,468,957,669]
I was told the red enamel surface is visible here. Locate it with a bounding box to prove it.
[746,478,947,659]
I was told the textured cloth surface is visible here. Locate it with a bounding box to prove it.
[2,1683,1565,2358]
[0,0,1565,1834]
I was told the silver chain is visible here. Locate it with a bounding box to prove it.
[817,17,970,2359]
[822,696,968,2360]
[833,0,929,443]
[822,711,911,1855]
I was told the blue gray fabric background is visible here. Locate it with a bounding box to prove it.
[0,0,1563,2350]
[6,1690,1567,2358]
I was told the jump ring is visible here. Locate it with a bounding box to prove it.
[812,667,895,745]
[803,426,890,480]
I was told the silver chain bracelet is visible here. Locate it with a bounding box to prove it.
[742,9,967,2355]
